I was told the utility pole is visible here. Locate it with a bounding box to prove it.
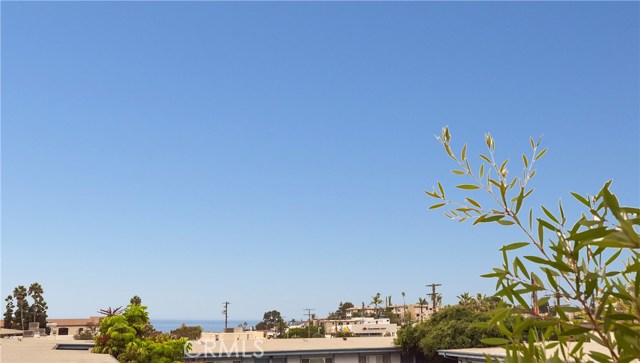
[222,301,230,330]
[304,308,315,338]
[426,283,442,314]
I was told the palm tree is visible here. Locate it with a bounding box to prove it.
[28,283,45,323]
[371,293,383,318]
[417,297,428,322]
[457,292,473,306]
[13,286,27,330]
[401,292,406,325]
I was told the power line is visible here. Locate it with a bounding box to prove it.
[426,283,442,313]
[303,308,315,338]
[222,301,230,330]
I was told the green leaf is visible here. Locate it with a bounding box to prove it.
[438,182,445,198]
[429,203,446,209]
[496,219,515,226]
[535,148,548,161]
[570,192,590,207]
[605,249,622,266]
[451,169,466,175]
[425,190,439,198]
[466,198,481,208]
[538,218,559,232]
[444,143,455,160]
[522,154,528,168]
[605,313,637,321]
[481,338,509,345]
[541,206,560,224]
[479,154,492,164]
[473,215,488,225]
[457,184,480,190]
[479,164,485,179]
[461,144,467,160]
[559,326,590,337]
[515,187,525,214]
[500,242,530,251]
[569,226,613,242]
[481,215,504,223]
[524,256,573,273]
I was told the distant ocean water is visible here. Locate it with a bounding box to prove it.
[151,319,258,333]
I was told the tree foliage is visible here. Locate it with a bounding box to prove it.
[371,293,383,318]
[3,282,48,330]
[426,127,640,363]
[285,325,323,338]
[170,324,202,340]
[328,301,355,320]
[3,295,15,329]
[93,301,190,363]
[255,310,287,336]
[395,305,505,363]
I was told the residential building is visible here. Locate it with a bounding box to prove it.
[185,336,402,363]
[321,318,398,337]
[387,305,432,322]
[47,317,102,337]
[201,327,267,341]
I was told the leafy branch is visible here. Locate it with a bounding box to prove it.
[426,127,640,363]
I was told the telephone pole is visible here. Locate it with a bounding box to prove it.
[426,283,442,313]
[222,301,230,330]
[304,308,315,338]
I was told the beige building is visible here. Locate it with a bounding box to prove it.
[344,304,433,322]
[185,336,402,363]
[387,305,432,322]
[321,318,398,337]
[47,317,101,337]
[202,327,267,341]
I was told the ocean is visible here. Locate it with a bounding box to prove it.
[151,319,259,333]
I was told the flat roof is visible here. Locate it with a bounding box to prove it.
[188,337,399,358]
[0,338,118,363]
[438,342,626,362]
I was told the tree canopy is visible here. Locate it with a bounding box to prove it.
[395,305,505,363]
[255,310,287,336]
[93,299,190,363]
[3,282,48,330]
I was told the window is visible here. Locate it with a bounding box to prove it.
[58,328,69,335]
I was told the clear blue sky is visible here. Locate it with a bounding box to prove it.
[2,2,638,322]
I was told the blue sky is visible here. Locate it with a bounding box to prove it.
[2,2,638,322]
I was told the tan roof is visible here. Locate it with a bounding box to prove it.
[0,328,24,336]
[438,342,632,362]
[47,317,101,327]
[0,338,117,363]
[189,336,398,356]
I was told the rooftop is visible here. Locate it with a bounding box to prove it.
[188,336,399,357]
[0,338,117,363]
[437,342,630,363]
